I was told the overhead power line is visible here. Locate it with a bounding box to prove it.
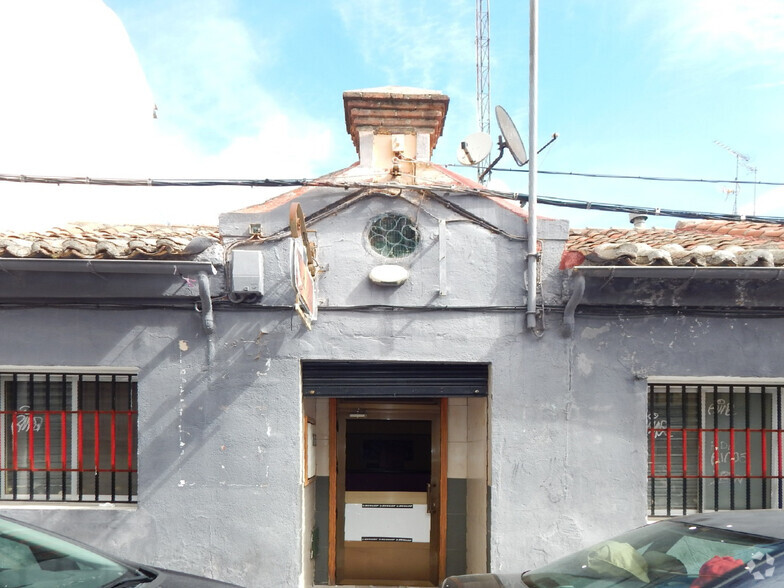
[0,174,305,188]
[457,165,784,186]
[516,193,784,224]
[0,172,782,225]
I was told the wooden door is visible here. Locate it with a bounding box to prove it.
[333,401,444,586]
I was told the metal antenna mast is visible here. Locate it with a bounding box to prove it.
[714,140,755,215]
[476,0,490,182]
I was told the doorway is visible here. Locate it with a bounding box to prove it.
[333,400,445,586]
[302,360,489,585]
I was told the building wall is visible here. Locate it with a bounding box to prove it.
[487,310,784,574]
[0,186,544,587]
[0,307,307,585]
[2,192,782,587]
[3,305,781,584]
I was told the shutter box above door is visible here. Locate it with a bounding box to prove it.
[302,361,488,398]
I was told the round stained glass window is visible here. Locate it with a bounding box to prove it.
[367,213,420,258]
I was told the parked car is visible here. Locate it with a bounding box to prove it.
[0,514,242,587]
[442,510,784,588]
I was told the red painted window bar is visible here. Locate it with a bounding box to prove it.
[648,383,784,517]
[0,372,137,503]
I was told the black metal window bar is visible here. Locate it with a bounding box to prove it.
[0,371,137,503]
[648,383,783,517]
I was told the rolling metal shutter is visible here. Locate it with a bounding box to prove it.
[302,361,488,398]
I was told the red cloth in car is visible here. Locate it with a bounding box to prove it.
[690,556,745,588]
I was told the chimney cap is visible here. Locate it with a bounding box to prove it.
[629,213,648,229]
[343,86,449,156]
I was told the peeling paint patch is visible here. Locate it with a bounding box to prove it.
[581,325,610,340]
[256,359,271,376]
[178,346,187,455]
[577,353,592,376]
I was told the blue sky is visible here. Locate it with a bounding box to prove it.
[1,0,782,230]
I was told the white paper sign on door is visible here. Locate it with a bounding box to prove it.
[344,503,430,543]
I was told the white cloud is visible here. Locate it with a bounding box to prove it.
[740,186,784,219]
[0,0,336,231]
[129,2,273,150]
[329,0,481,165]
[0,0,157,176]
[332,0,473,90]
[637,0,784,79]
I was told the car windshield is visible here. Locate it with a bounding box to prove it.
[522,521,784,588]
[0,517,132,588]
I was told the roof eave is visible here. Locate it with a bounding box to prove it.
[573,265,784,280]
[0,258,217,275]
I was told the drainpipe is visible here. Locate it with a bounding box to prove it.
[526,0,540,333]
[197,271,215,334]
[197,271,216,364]
[562,273,585,338]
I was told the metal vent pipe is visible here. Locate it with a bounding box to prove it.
[526,0,539,333]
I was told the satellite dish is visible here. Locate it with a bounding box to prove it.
[495,105,527,166]
[457,132,492,165]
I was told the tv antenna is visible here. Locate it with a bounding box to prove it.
[714,140,757,215]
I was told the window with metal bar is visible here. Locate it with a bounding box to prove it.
[648,383,783,517]
[0,371,137,503]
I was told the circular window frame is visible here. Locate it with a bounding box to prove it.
[366,213,420,259]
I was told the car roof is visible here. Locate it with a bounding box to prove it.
[668,510,784,540]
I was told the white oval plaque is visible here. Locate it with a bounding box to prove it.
[368,264,409,286]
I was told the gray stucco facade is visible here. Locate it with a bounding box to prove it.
[2,195,782,587]
[1,87,782,588]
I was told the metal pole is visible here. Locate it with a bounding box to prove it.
[526,0,539,332]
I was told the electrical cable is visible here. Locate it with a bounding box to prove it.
[448,165,784,186]
[1,172,783,224]
[0,174,306,188]
[566,305,784,319]
[2,299,784,320]
[518,193,784,224]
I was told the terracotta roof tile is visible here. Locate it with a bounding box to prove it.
[675,220,784,241]
[564,220,784,269]
[0,223,220,260]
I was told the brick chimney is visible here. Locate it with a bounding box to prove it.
[343,86,449,169]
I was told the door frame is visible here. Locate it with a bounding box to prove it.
[328,397,448,585]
